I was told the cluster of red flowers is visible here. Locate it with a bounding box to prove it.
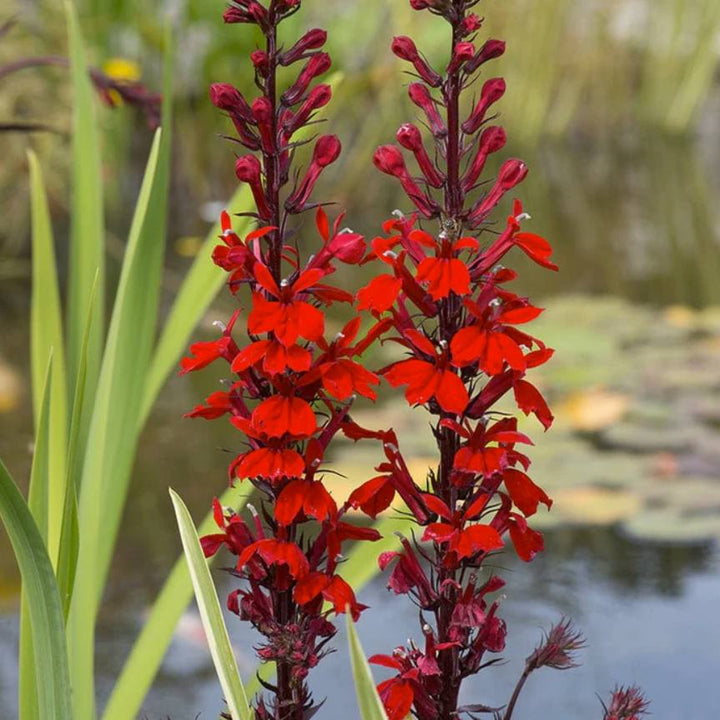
[182,1,649,719]
[180,2,387,717]
[350,1,572,718]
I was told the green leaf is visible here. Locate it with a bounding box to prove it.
[101,485,250,720]
[69,129,166,720]
[65,0,105,418]
[141,184,253,422]
[169,489,252,720]
[19,355,53,720]
[347,614,389,720]
[0,457,72,720]
[56,273,98,619]
[28,150,68,562]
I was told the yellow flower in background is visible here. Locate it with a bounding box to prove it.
[103,57,141,82]
[102,58,142,106]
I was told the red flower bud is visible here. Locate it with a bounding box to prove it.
[280,28,327,65]
[462,78,506,135]
[282,52,332,106]
[392,36,442,87]
[447,41,475,74]
[408,83,447,138]
[467,158,528,226]
[465,39,506,74]
[252,96,275,153]
[285,135,341,212]
[284,84,332,136]
[251,49,269,76]
[209,83,253,122]
[235,155,271,220]
[397,123,444,188]
[462,125,507,191]
[461,13,483,36]
[373,145,440,218]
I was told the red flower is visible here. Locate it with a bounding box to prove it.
[384,330,468,414]
[294,573,365,620]
[412,229,478,300]
[237,538,310,579]
[180,336,232,374]
[247,264,326,346]
[185,389,235,419]
[502,468,552,517]
[231,338,312,375]
[451,299,542,375]
[507,513,545,562]
[357,273,402,313]
[275,479,337,525]
[250,393,317,438]
[348,475,395,518]
[376,677,414,720]
[298,317,385,401]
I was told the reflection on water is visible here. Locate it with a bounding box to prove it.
[1,133,720,717]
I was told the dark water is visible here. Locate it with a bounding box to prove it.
[1,133,720,718]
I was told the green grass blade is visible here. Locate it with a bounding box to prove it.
[0,457,73,720]
[18,355,53,720]
[65,0,105,413]
[141,184,253,422]
[102,485,249,720]
[69,129,166,720]
[347,614,389,720]
[56,273,98,619]
[94,26,174,590]
[28,151,68,562]
[169,489,251,720]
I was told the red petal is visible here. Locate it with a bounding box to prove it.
[514,379,554,430]
[435,369,469,414]
[451,326,487,367]
[276,480,306,525]
[294,571,329,604]
[348,476,396,518]
[503,468,552,516]
[509,518,545,561]
[455,524,504,558]
[357,274,402,313]
[422,522,456,542]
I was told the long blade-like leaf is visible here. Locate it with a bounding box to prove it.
[19,355,53,720]
[57,273,98,618]
[169,489,251,720]
[102,485,250,720]
[69,129,166,720]
[141,185,252,422]
[28,151,68,561]
[65,0,104,416]
[347,614,389,720]
[0,457,72,720]
[94,28,174,592]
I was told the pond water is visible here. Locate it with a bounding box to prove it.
[1,133,720,718]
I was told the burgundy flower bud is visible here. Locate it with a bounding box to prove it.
[462,77,506,135]
[252,96,275,153]
[282,52,331,106]
[276,0,301,11]
[462,125,507,191]
[284,83,332,136]
[447,41,475,74]
[465,38,506,74]
[460,13,483,36]
[223,1,268,27]
[209,83,253,122]
[408,83,447,138]
[397,123,444,188]
[373,144,408,178]
[410,0,433,8]
[373,145,440,218]
[467,158,528,225]
[223,7,252,24]
[285,135,341,212]
[235,155,271,220]
[392,36,442,87]
[526,619,585,672]
[280,28,327,65]
[250,49,269,76]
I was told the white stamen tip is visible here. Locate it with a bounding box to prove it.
[515,212,531,222]
[383,250,398,260]
[392,209,405,220]
[213,321,227,332]
[280,278,289,287]
[247,503,259,517]
[340,227,354,234]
